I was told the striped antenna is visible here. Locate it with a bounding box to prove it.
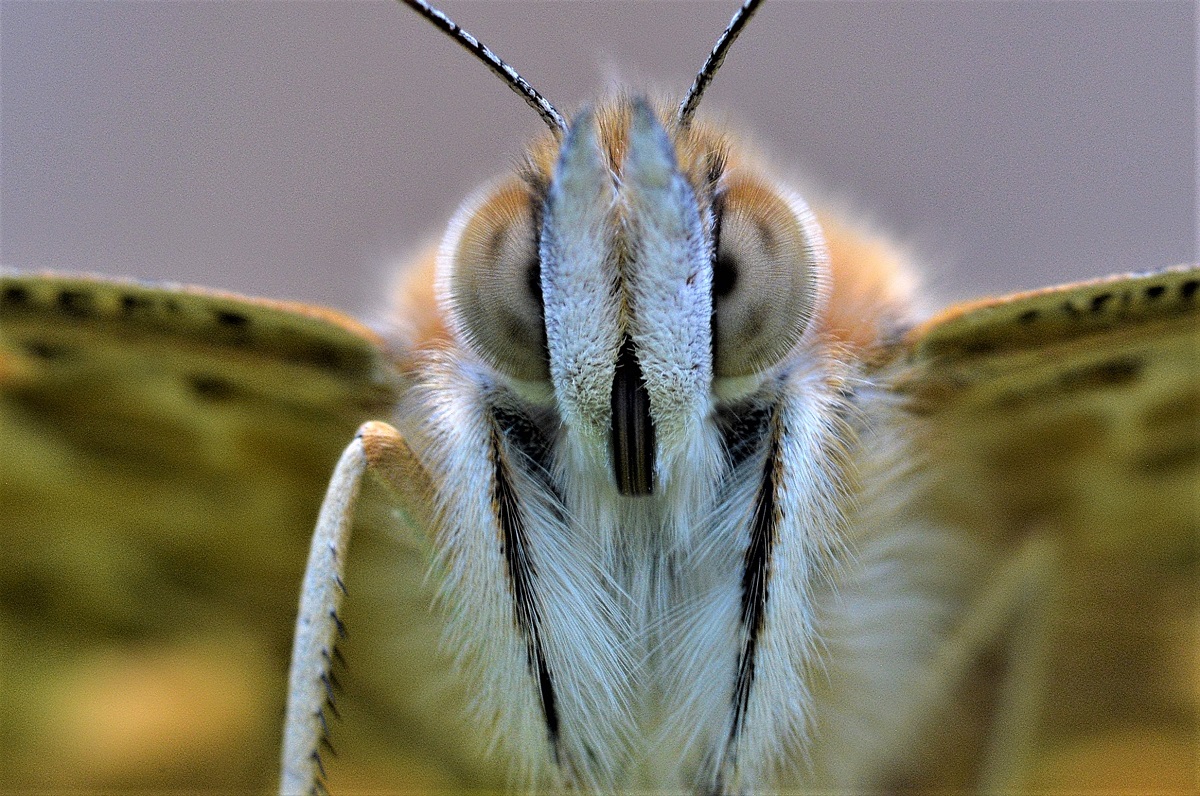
[677,0,765,127]
[400,0,568,134]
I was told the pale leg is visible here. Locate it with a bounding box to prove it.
[925,534,1060,792]
[279,421,429,796]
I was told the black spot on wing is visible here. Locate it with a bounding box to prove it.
[188,374,239,402]
[119,292,154,315]
[2,284,30,307]
[214,309,250,329]
[21,340,73,362]
[991,355,1144,412]
[1057,356,1143,392]
[1134,442,1200,476]
[57,289,96,318]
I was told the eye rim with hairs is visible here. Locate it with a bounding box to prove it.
[711,175,825,378]
[443,179,550,382]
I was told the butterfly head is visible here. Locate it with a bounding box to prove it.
[439,96,827,495]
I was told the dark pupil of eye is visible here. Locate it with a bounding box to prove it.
[713,254,738,298]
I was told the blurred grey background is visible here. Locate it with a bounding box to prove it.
[2,0,1195,322]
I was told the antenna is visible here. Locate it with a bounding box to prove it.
[677,0,765,127]
[400,0,568,134]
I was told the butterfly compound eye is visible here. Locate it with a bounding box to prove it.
[445,180,549,381]
[712,177,824,378]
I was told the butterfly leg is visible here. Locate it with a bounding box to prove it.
[975,535,1061,791]
[278,421,430,796]
[921,533,1061,791]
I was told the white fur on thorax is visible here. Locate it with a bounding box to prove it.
[551,394,732,790]
[403,344,989,794]
[407,353,628,790]
[401,340,857,792]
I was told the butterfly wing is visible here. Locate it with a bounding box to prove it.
[7,266,1195,791]
[891,265,1199,790]
[0,273,454,789]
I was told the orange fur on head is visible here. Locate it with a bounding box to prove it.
[391,98,919,370]
[815,210,919,356]
[388,247,449,371]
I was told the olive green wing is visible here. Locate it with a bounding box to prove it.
[892,265,1199,791]
[0,273,492,792]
